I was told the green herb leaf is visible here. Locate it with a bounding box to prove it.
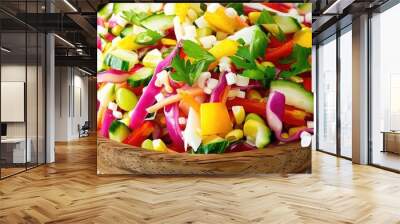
[122,10,148,25]
[170,56,190,83]
[257,10,285,41]
[170,52,213,85]
[250,27,268,59]
[226,3,244,15]
[241,69,265,80]
[256,10,275,24]
[183,40,215,61]
[280,44,311,78]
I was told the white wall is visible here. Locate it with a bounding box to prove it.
[54,67,89,141]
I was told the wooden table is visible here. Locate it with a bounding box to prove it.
[382,131,400,154]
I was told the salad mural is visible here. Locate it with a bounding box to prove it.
[97,3,313,173]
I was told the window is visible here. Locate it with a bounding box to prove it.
[339,27,352,158]
[317,36,337,154]
[370,3,400,171]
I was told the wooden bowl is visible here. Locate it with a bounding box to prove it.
[97,137,311,175]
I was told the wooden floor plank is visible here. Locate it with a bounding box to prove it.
[0,135,399,224]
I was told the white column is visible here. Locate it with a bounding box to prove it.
[46,32,55,163]
[352,14,369,164]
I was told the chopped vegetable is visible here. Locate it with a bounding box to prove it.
[153,139,168,152]
[164,103,184,152]
[183,107,202,151]
[141,139,153,150]
[200,103,232,136]
[225,129,244,142]
[124,121,154,146]
[116,88,137,111]
[209,39,239,59]
[109,121,131,142]
[266,91,313,142]
[243,119,271,149]
[270,80,313,113]
[245,113,265,124]
[227,98,266,118]
[97,3,313,154]
[231,105,245,125]
[104,49,138,71]
[196,136,229,154]
[127,67,153,87]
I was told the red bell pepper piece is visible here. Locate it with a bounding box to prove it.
[265,40,294,62]
[283,106,307,126]
[243,5,259,15]
[302,77,312,92]
[227,98,266,118]
[123,121,154,147]
[263,3,292,13]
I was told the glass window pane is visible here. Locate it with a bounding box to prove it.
[371,4,400,171]
[318,36,337,154]
[340,28,352,158]
[1,31,27,177]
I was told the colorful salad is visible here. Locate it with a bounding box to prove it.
[97,3,313,154]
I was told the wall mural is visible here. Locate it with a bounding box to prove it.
[96,3,313,175]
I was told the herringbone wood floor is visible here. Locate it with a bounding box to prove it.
[1,136,400,224]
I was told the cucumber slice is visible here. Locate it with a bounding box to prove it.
[141,14,174,34]
[257,10,286,41]
[115,3,150,14]
[270,80,314,113]
[196,136,229,154]
[104,49,138,71]
[273,15,301,34]
[127,67,154,87]
[109,121,131,142]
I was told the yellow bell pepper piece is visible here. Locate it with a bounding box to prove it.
[176,3,189,22]
[204,7,237,34]
[248,12,261,24]
[200,103,233,136]
[209,39,239,60]
[293,27,312,48]
[117,34,143,51]
[161,38,177,46]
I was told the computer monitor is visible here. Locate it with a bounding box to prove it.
[1,123,7,137]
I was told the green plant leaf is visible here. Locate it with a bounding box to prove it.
[250,27,268,59]
[183,40,215,61]
[226,3,244,15]
[122,10,148,25]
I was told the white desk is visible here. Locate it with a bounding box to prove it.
[1,138,31,163]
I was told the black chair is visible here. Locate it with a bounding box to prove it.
[79,121,90,138]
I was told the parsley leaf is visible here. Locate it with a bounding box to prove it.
[170,42,214,86]
[280,44,311,78]
[170,56,189,83]
[182,40,215,61]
